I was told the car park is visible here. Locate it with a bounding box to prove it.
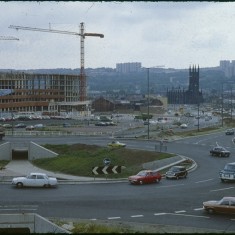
[107,140,126,148]
[219,162,235,182]
[210,146,230,157]
[225,129,234,135]
[128,170,162,185]
[12,172,58,188]
[165,166,188,179]
[203,197,235,215]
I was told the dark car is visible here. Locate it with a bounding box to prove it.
[165,166,187,179]
[210,146,230,157]
[219,162,235,182]
[225,129,234,135]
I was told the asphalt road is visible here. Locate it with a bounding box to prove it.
[2,132,235,232]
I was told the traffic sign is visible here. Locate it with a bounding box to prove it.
[92,165,122,175]
[103,158,111,166]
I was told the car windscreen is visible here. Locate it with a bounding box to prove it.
[224,164,235,171]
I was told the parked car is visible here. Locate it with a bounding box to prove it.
[203,197,235,215]
[210,146,230,157]
[225,129,234,135]
[219,162,235,182]
[15,123,26,128]
[2,123,12,129]
[180,123,188,129]
[165,166,188,179]
[12,172,58,188]
[107,140,126,148]
[34,123,44,129]
[128,170,162,185]
[25,125,35,131]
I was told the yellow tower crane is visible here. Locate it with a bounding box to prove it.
[9,23,104,101]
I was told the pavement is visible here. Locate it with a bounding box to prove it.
[0,155,195,183]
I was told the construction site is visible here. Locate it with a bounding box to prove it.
[0,22,104,117]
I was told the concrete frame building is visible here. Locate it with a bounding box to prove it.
[0,72,90,116]
[116,62,142,73]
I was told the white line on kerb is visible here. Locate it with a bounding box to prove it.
[210,187,234,192]
[131,215,144,218]
[108,217,121,220]
[195,179,214,183]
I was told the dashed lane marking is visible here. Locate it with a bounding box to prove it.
[194,208,204,211]
[131,215,144,218]
[175,210,186,213]
[154,213,167,216]
[195,179,214,184]
[108,217,121,220]
[210,187,234,192]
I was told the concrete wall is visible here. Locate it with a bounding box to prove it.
[28,141,58,160]
[0,213,70,233]
[0,142,11,160]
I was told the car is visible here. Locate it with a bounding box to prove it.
[34,123,44,129]
[2,123,12,129]
[225,129,234,135]
[25,125,35,131]
[210,146,230,157]
[15,123,26,128]
[12,172,58,188]
[95,122,107,126]
[165,165,188,179]
[180,123,188,129]
[128,170,162,185]
[203,197,235,215]
[219,162,235,182]
[107,140,126,148]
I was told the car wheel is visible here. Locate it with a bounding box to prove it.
[176,176,179,180]
[220,153,223,157]
[16,182,23,188]
[155,179,160,183]
[208,208,214,214]
[221,179,225,183]
[184,173,187,178]
[139,180,143,185]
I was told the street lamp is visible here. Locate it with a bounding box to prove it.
[147,68,150,140]
[146,65,165,140]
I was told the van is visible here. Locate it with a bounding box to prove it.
[219,162,235,182]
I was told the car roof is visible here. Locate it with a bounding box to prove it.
[172,165,186,169]
[222,196,235,201]
[227,162,235,166]
[30,172,47,176]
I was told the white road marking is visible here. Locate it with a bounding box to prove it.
[167,213,209,218]
[195,179,214,183]
[175,210,186,213]
[210,187,234,192]
[131,215,144,218]
[90,219,97,221]
[154,213,167,216]
[108,217,121,220]
[159,184,185,188]
[194,208,204,211]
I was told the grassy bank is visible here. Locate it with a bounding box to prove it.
[32,144,174,178]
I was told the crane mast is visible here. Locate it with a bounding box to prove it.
[0,36,19,40]
[9,23,104,101]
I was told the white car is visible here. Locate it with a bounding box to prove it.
[12,172,58,188]
[180,123,188,129]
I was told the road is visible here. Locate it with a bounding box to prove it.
[1,132,235,232]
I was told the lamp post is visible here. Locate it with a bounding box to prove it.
[147,68,150,140]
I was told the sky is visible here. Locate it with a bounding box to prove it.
[0,1,235,70]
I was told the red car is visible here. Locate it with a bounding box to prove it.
[128,170,162,185]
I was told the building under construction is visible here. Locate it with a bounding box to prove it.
[167,65,203,104]
[0,72,90,115]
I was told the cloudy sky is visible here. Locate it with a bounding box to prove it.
[0,1,235,70]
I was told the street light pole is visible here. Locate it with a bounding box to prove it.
[147,68,150,140]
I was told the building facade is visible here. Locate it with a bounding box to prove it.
[167,65,203,104]
[116,62,142,73]
[0,72,90,115]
